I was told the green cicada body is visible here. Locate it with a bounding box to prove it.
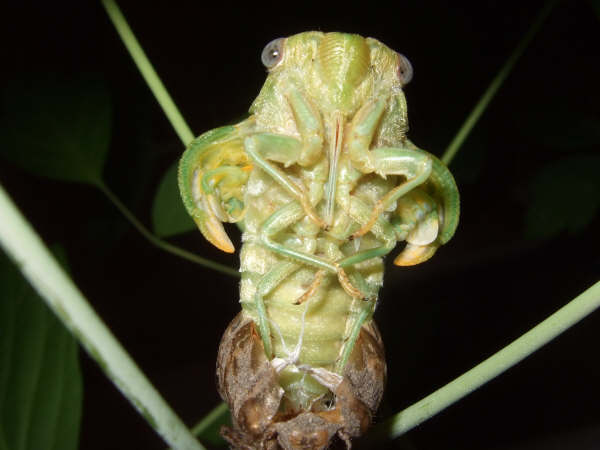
[179,31,459,449]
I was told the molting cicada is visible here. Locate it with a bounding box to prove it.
[179,31,460,449]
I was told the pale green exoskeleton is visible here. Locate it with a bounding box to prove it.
[179,31,459,449]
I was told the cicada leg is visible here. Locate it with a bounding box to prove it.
[294,269,325,305]
[178,121,254,253]
[253,261,301,358]
[343,96,460,263]
[285,89,324,167]
[245,134,328,229]
[346,148,459,265]
[257,202,370,299]
[244,88,327,228]
[334,167,398,270]
[350,146,432,238]
[386,143,459,265]
[405,141,460,246]
[344,96,430,236]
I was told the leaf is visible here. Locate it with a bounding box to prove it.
[525,154,600,240]
[152,161,195,237]
[0,248,83,450]
[0,75,111,186]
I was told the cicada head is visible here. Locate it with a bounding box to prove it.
[250,31,411,133]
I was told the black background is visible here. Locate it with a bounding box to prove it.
[2,1,600,449]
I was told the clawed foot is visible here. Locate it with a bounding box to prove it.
[335,264,372,300]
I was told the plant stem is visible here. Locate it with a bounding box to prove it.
[368,279,600,443]
[441,0,559,165]
[190,402,229,437]
[101,0,240,277]
[166,403,229,450]
[101,0,194,146]
[0,182,205,450]
[97,181,240,278]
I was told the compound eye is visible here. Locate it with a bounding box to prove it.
[397,53,413,85]
[261,38,285,69]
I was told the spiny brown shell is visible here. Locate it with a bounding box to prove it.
[216,313,386,449]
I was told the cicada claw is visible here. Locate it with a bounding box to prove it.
[388,187,442,266]
[179,123,254,254]
[192,195,235,253]
[394,242,439,266]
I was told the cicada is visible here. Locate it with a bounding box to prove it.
[179,32,459,449]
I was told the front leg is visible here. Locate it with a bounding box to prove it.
[352,146,433,238]
[286,89,324,167]
[347,98,387,173]
[245,134,327,228]
[346,98,459,243]
[334,160,399,269]
[179,122,253,253]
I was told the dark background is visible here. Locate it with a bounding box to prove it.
[2,1,600,449]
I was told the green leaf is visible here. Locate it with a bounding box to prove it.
[152,161,195,237]
[525,154,600,240]
[0,76,111,186]
[0,248,83,450]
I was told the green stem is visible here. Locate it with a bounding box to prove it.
[369,279,600,443]
[441,0,559,165]
[190,402,229,437]
[0,182,205,450]
[101,0,240,278]
[167,403,229,450]
[97,181,239,278]
[101,0,194,146]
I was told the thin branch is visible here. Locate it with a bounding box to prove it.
[167,402,229,450]
[0,182,205,450]
[190,402,229,437]
[97,182,240,278]
[101,0,194,146]
[100,0,239,277]
[368,279,600,443]
[441,0,559,165]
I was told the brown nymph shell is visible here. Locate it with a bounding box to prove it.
[217,313,386,449]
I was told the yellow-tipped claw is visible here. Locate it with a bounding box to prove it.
[394,213,439,266]
[193,196,235,253]
[178,122,254,254]
[394,243,438,266]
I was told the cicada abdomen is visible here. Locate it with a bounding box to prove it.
[179,32,459,449]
